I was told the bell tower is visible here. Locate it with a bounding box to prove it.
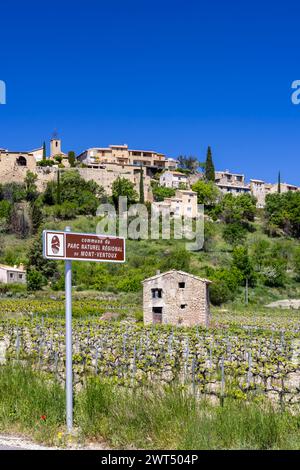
[50,131,62,157]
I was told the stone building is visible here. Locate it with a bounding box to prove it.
[78,144,169,173]
[153,189,198,218]
[0,264,26,284]
[0,149,38,184]
[215,170,251,195]
[142,270,211,327]
[159,170,188,188]
[250,179,299,208]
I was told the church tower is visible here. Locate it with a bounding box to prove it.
[50,137,62,157]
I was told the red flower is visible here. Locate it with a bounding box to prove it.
[40,414,47,421]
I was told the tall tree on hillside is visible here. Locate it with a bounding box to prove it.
[68,151,76,167]
[205,146,215,182]
[278,171,281,194]
[139,166,144,203]
[42,141,47,161]
[57,169,61,205]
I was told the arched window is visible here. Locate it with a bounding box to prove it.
[16,156,27,166]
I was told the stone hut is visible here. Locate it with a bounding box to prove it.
[142,270,211,327]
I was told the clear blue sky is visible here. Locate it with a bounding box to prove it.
[1,0,300,184]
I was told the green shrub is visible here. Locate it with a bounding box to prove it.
[27,269,46,291]
[209,280,234,305]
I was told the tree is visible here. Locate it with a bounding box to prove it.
[159,247,191,272]
[68,151,76,167]
[31,200,44,234]
[27,233,60,283]
[191,180,219,206]
[218,193,256,225]
[57,169,61,205]
[278,171,281,194]
[223,223,247,246]
[139,166,144,203]
[42,141,47,161]
[177,155,200,173]
[112,177,138,208]
[207,266,242,305]
[232,246,255,285]
[27,269,45,291]
[204,146,215,182]
[43,170,105,217]
[1,182,25,203]
[24,171,38,202]
[151,183,175,202]
[265,192,300,238]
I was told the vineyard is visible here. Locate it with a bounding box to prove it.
[1,297,300,407]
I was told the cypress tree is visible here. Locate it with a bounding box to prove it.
[139,166,144,203]
[278,171,281,194]
[205,146,215,182]
[68,151,76,167]
[57,169,61,205]
[42,141,47,161]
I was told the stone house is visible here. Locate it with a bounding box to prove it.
[160,170,189,189]
[142,270,211,327]
[215,170,251,195]
[250,179,299,208]
[153,189,198,218]
[78,144,168,171]
[0,264,26,284]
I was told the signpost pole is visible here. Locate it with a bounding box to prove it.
[65,226,73,432]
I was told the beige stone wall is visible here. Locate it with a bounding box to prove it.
[0,154,152,199]
[0,152,37,184]
[143,271,210,327]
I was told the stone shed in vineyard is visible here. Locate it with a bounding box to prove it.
[142,270,212,327]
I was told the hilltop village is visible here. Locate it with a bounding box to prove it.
[0,137,298,209]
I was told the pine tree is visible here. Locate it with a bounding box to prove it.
[139,166,144,203]
[205,146,215,182]
[42,141,47,161]
[278,171,281,194]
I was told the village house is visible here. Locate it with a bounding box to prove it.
[0,264,26,284]
[153,189,198,218]
[77,144,170,173]
[215,170,251,195]
[250,179,299,208]
[142,270,211,327]
[159,170,189,189]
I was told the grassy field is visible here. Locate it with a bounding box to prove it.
[1,364,300,449]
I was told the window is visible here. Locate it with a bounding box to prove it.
[180,304,187,309]
[10,273,13,278]
[152,307,162,324]
[16,156,27,166]
[151,288,162,299]
[19,274,23,279]
[178,282,185,288]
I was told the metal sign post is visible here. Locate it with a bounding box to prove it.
[64,226,73,432]
[42,228,125,432]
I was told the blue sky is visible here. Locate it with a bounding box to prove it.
[0,0,300,184]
